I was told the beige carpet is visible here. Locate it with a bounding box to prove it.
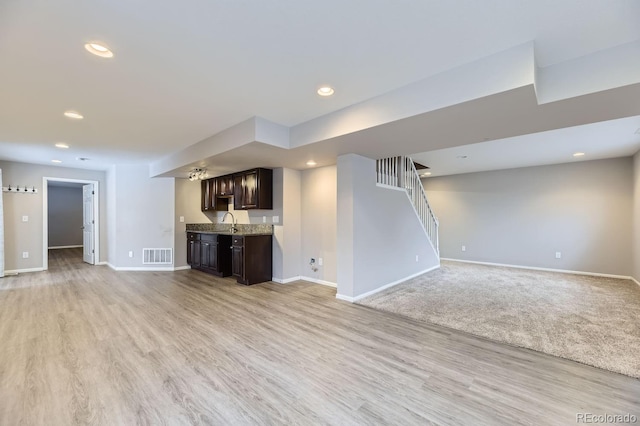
[358,261,640,378]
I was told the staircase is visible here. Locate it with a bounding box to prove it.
[376,156,439,255]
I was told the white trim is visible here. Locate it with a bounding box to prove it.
[630,276,640,287]
[107,263,189,272]
[173,265,191,271]
[299,276,337,288]
[336,264,440,303]
[96,261,108,266]
[272,276,301,284]
[43,177,100,270]
[4,267,45,275]
[440,258,634,281]
[48,245,83,250]
[375,183,406,192]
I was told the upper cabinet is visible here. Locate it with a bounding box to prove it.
[234,168,273,210]
[200,168,273,212]
[216,174,234,197]
[201,179,215,211]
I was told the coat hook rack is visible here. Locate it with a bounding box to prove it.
[2,185,38,194]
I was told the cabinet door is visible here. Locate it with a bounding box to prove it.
[200,241,218,270]
[189,240,201,267]
[233,174,244,210]
[241,170,258,209]
[232,246,244,278]
[217,174,234,196]
[201,179,214,211]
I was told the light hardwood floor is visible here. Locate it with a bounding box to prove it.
[1,249,638,425]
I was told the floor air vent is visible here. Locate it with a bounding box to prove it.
[142,248,173,265]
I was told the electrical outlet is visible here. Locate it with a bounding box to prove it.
[263,216,266,223]
[129,251,134,258]
[272,215,279,224]
[461,245,466,252]
[22,215,28,222]
[555,252,562,259]
[179,216,185,223]
[318,258,323,266]
[310,258,315,264]
[22,252,29,259]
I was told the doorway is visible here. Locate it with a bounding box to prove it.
[42,177,100,270]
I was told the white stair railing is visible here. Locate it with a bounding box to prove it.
[376,156,439,255]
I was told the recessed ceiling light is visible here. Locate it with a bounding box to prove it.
[317,86,335,97]
[51,160,62,163]
[55,143,69,149]
[306,160,317,166]
[64,110,84,119]
[84,42,114,58]
[456,155,468,159]
[573,152,585,157]
[420,172,432,177]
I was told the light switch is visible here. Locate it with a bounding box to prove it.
[272,216,279,224]
[22,215,28,222]
[179,216,185,223]
[263,216,267,223]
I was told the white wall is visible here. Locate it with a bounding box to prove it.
[0,160,107,272]
[337,154,440,300]
[633,152,640,282]
[300,166,337,284]
[174,177,214,268]
[47,185,83,247]
[273,168,302,281]
[109,165,175,269]
[424,158,633,276]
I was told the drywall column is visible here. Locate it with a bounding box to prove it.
[336,155,356,299]
[337,154,440,301]
[633,152,640,282]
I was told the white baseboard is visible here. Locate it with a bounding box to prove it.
[96,261,108,266]
[48,245,83,250]
[272,275,337,287]
[631,276,640,287]
[300,276,337,288]
[3,267,45,275]
[336,264,440,303]
[441,258,634,281]
[174,265,191,271]
[107,263,178,272]
[272,276,301,284]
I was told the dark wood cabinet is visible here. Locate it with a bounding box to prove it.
[200,169,271,212]
[201,179,214,212]
[187,232,232,277]
[231,234,272,285]
[233,168,272,210]
[216,174,234,197]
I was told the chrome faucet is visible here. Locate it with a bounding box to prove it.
[221,212,238,233]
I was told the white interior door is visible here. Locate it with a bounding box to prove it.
[82,184,95,264]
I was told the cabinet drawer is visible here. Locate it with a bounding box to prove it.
[200,233,217,243]
[187,232,200,241]
[232,236,244,247]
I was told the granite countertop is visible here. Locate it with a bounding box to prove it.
[186,223,273,236]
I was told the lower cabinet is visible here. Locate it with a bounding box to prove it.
[187,232,272,284]
[231,235,272,285]
[187,232,232,277]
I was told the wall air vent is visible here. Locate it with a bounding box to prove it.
[142,248,173,265]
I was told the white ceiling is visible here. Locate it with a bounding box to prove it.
[0,1,639,172]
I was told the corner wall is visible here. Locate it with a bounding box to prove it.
[633,152,640,282]
[424,158,633,276]
[300,166,337,285]
[0,160,107,272]
[108,164,175,269]
[337,154,440,301]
